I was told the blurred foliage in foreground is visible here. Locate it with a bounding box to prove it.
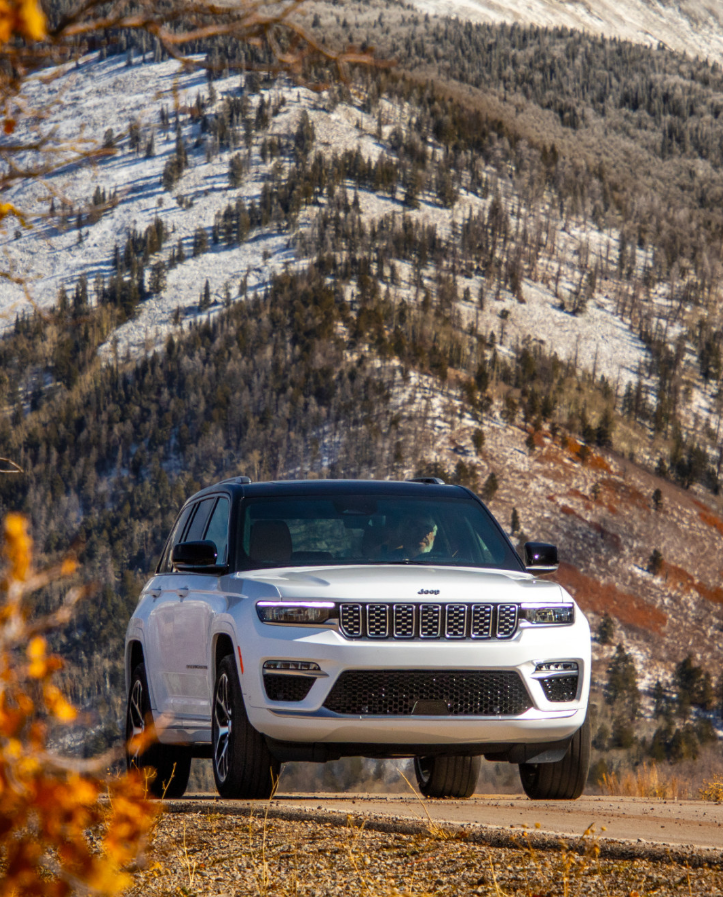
[0,513,157,896]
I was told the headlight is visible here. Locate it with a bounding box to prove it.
[256,601,336,625]
[520,604,575,625]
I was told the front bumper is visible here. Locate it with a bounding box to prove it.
[239,608,591,747]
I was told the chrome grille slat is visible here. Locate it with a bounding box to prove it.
[393,604,415,638]
[497,604,518,638]
[367,603,389,638]
[340,603,362,638]
[339,603,518,640]
[471,604,493,639]
[420,604,441,638]
[445,604,467,638]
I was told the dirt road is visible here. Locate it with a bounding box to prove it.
[174,792,723,854]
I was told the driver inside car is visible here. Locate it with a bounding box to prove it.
[394,516,438,559]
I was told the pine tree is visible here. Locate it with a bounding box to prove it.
[481,472,498,502]
[605,644,640,719]
[193,227,209,257]
[647,549,663,576]
[200,279,211,310]
[149,261,167,295]
[228,153,245,187]
[597,614,615,645]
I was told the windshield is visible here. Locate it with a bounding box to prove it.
[237,494,522,571]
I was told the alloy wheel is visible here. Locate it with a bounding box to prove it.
[214,672,233,783]
[126,678,145,767]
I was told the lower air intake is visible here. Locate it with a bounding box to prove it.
[263,674,314,702]
[323,670,532,716]
[540,675,579,703]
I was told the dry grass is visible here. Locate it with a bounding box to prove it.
[126,811,723,897]
[600,763,685,800]
[700,777,723,803]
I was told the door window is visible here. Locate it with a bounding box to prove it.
[204,497,230,565]
[185,497,216,542]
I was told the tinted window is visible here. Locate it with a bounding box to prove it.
[160,504,194,572]
[204,497,230,565]
[238,495,520,571]
[185,497,216,542]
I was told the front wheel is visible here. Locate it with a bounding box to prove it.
[212,654,280,799]
[414,755,481,798]
[519,714,591,800]
[125,662,191,799]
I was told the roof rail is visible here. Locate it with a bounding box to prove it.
[407,476,445,485]
[220,476,252,485]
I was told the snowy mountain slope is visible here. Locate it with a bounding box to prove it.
[408,0,723,63]
[1,52,651,390]
[9,48,723,464]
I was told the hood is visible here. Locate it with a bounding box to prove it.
[235,564,566,603]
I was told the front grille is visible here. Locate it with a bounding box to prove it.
[323,670,532,716]
[263,674,314,702]
[338,603,519,640]
[540,675,579,702]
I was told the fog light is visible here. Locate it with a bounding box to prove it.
[535,662,578,673]
[264,660,321,672]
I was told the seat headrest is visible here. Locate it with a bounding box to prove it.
[362,525,390,560]
[249,520,292,565]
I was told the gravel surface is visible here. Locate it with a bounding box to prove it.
[126,807,723,896]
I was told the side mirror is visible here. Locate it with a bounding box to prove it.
[524,541,558,574]
[172,540,218,569]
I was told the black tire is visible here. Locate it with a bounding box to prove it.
[519,714,591,800]
[125,662,192,799]
[413,755,481,799]
[212,654,280,799]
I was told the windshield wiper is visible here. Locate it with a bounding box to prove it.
[379,559,433,565]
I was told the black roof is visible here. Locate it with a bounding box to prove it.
[190,478,469,502]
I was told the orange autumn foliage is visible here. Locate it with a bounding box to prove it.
[0,514,158,895]
[0,0,45,45]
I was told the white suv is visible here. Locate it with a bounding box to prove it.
[125,478,591,800]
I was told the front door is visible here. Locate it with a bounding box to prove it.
[172,496,231,721]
